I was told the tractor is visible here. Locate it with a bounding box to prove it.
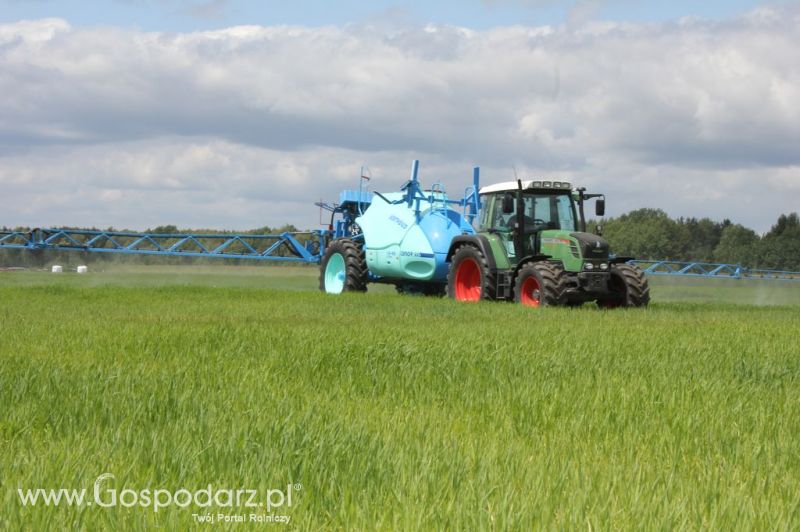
[318,161,649,308]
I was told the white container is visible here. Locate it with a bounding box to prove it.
[51,265,63,273]
[77,265,88,274]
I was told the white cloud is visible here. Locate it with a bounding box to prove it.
[0,8,799,233]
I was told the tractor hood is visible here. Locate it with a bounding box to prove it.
[570,232,610,259]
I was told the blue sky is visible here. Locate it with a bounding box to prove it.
[0,0,793,31]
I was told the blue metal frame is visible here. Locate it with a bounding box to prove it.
[630,260,800,281]
[314,190,372,241]
[399,160,481,224]
[0,228,327,263]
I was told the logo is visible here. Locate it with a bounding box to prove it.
[388,215,408,229]
[17,473,300,524]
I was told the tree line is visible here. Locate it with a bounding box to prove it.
[591,210,800,271]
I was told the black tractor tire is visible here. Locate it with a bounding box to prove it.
[597,263,650,308]
[396,283,446,297]
[513,261,567,307]
[319,238,368,294]
[447,244,496,301]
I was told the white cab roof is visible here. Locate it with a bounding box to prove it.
[480,180,572,194]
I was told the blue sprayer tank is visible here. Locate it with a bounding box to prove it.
[354,161,479,283]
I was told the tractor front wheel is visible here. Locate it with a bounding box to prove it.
[514,262,566,307]
[596,263,650,308]
[447,245,496,302]
[319,239,368,294]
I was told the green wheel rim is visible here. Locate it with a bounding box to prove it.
[324,253,346,294]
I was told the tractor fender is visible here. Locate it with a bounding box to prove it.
[446,235,497,270]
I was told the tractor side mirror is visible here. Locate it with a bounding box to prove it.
[595,198,605,217]
[502,193,515,214]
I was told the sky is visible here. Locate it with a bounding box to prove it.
[0,0,793,31]
[1,0,799,233]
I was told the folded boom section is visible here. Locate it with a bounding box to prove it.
[0,228,326,263]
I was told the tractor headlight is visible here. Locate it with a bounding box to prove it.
[585,262,594,270]
[600,262,608,270]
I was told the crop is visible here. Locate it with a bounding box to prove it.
[1,268,799,530]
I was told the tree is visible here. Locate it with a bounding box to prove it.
[680,217,726,262]
[759,213,800,270]
[765,213,799,239]
[150,225,179,234]
[601,208,687,259]
[713,224,760,266]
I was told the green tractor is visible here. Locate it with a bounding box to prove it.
[446,179,650,308]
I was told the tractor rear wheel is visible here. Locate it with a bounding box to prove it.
[447,245,496,302]
[514,261,566,307]
[596,263,650,308]
[319,239,368,294]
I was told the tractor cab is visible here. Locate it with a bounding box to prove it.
[479,180,580,262]
[476,180,608,273]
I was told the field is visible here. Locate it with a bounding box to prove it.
[1,266,799,530]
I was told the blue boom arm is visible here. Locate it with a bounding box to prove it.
[0,228,326,263]
[630,260,800,281]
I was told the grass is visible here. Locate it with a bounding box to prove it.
[1,267,799,530]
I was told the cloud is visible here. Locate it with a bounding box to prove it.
[0,8,799,232]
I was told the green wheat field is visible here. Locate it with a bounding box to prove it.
[1,266,799,530]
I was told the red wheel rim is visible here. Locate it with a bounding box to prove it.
[454,258,481,301]
[520,276,541,307]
